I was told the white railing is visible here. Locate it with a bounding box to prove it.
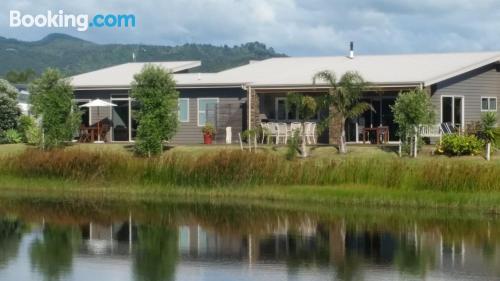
[419,124,442,137]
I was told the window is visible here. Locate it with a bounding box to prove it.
[275,97,300,121]
[197,98,218,126]
[178,98,189,122]
[481,97,497,111]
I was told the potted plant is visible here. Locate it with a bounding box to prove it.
[202,123,215,144]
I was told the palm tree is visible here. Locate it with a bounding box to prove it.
[313,71,372,154]
[286,92,318,158]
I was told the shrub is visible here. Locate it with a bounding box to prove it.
[437,134,484,156]
[17,115,36,142]
[494,128,500,149]
[0,129,22,144]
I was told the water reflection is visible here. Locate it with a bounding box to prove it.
[30,224,80,281]
[0,219,24,269]
[0,201,498,281]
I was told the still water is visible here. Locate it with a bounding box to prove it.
[0,199,499,281]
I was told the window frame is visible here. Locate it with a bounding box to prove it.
[481,96,497,112]
[197,98,219,127]
[178,98,190,123]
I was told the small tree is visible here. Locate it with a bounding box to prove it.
[480,112,497,161]
[313,71,372,154]
[131,65,179,157]
[0,79,20,133]
[286,92,317,157]
[29,68,81,149]
[391,89,435,157]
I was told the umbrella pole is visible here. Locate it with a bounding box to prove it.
[97,107,100,142]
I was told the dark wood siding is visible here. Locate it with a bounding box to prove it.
[74,88,246,144]
[172,88,246,144]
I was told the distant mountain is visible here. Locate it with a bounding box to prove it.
[0,33,286,76]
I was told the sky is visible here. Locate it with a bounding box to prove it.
[2,0,500,56]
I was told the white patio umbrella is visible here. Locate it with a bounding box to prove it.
[79,99,117,143]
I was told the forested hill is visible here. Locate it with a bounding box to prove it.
[0,33,286,77]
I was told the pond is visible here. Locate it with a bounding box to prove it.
[0,199,499,281]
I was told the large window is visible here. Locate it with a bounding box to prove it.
[481,97,497,111]
[197,98,218,126]
[178,98,189,122]
[275,97,299,121]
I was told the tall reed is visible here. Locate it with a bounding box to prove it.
[2,148,500,191]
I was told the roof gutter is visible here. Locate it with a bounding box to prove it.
[73,83,245,91]
[249,82,423,91]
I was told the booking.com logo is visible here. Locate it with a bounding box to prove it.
[9,10,136,31]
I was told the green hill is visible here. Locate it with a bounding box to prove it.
[0,33,286,77]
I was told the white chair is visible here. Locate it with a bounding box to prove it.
[267,122,279,144]
[277,123,288,144]
[260,123,268,144]
[289,122,302,137]
[304,122,317,144]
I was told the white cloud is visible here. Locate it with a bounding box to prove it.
[1,0,500,55]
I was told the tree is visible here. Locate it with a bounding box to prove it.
[29,68,81,149]
[0,219,24,270]
[0,79,20,133]
[5,69,37,84]
[131,65,179,157]
[286,92,318,157]
[313,71,372,154]
[480,112,497,161]
[391,89,435,157]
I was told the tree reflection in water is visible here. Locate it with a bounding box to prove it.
[133,225,178,281]
[29,224,81,281]
[0,219,24,269]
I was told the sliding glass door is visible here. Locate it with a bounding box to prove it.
[112,99,130,141]
[441,96,463,129]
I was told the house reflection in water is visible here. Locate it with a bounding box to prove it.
[72,216,500,280]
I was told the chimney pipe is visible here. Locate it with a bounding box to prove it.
[349,41,354,59]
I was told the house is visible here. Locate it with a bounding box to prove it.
[71,51,500,144]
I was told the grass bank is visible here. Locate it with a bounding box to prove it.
[1,175,500,213]
[1,147,500,191]
[1,144,500,212]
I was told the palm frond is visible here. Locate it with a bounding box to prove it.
[346,102,373,119]
[312,70,337,87]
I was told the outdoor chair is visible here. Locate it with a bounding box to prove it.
[266,122,279,144]
[260,123,269,144]
[99,123,111,142]
[277,123,288,144]
[309,122,317,144]
[440,122,455,135]
[304,122,316,144]
[289,122,302,137]
[78,125,91,143]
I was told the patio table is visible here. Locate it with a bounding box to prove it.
[362,126,389,144]
[81,127,99,142]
